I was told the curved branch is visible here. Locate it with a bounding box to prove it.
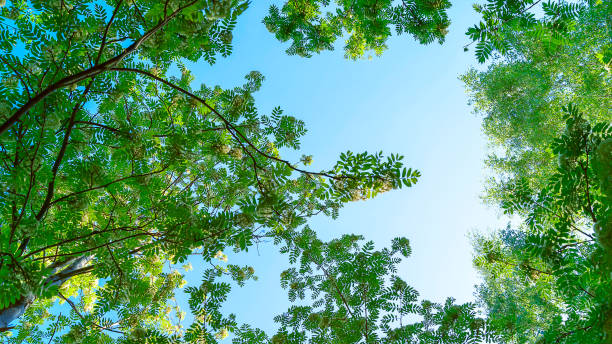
[74,120,127,134]
[49,165,168,208]
[35,81,94,223]
[110,67,355,181]
[0,0,198,136]
[30,232,161,262]
[95,0,124,65]
[58,292,125,335]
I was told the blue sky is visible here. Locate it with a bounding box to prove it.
[176,0,510,336]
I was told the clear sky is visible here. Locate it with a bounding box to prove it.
[176,0,510,336]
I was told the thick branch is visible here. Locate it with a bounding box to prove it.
[35,81,93,222]
[0,255,93,328]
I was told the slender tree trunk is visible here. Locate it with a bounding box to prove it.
[0,255,93,329]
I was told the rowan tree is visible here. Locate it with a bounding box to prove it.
[464,2,612,342]
[0,0,439,341]
[472,106,612,343]
[0,0,605,342]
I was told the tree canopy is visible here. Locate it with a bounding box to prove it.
[464,2,612,343]
[0,0,455,342]
[0,0,610,343]
[263,0,451,59]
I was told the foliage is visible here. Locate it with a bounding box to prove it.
[464,2,612,343]
[234,228,492,344]
[461,1,612,206]
[0,57,413,343]
[0,0,608,342]
[465,0,606,63]
[263,0,452,59]
[472,105,612,343]
[0,0,430,341]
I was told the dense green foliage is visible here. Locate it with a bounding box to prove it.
[0,0,462,343]
[464,2,612,343]
[183,229,490,344]
[0,0,609,343]
[465,0,604,62]
[235,228,490,344]
[472,106,612,343]
[263,0,451,59]
[463,1,611,203]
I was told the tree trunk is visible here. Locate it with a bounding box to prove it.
[0,255,93,330]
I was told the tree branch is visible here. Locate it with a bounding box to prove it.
[49,165,168,208]
[95,0,124,65]
[0,0,198,136]
[35,81,94,222]
[579,147,597,223]
[31,232,161,262]
[111,67,357,182]
[58,292,125,335]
